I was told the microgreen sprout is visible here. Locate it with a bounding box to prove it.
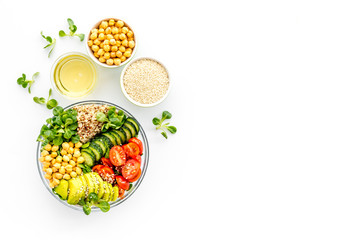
[78,193,110,215]
[33,88,58,110]
[96,106,126,132]
[59,18,85,41]
[17,72,39,94]
[152,111,177,139]
[40,31,56,57]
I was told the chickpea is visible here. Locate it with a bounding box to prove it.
[124,51,131,58]
[59,166,66,174]
[103,39,110,45]
[128,37,134,42]
[110,52,116,58]
[122,27,129,34]
[60,149,67,156]
[54,163,61,169]
[51,159,56,165]
[107,34,114,40]
[41,150,49,157]
[51,151,57,158]
[116,40,121,47]
[44,144,52,152]
[100,42,104,48]
[46,168,53,175]
[109,19,115,26]
[126,48,132,53]
[62,162,68,167]
[99,57,106,63]
[100,21,108,29]
[69,142,74,148]
[62,142,70,150]
[92,45,100,52]
[105,27,112,34]
[63,174,71,180]
[94,39,101,45]
[103,44,110,52]
[88,40,93,47]
[51,145,59,152]
[75,142,82,148]
[90,32,97,40]
[54,173,63,179]
[69,160,76,167]
[49,181,55,188]
[77,156,85,163]
[114,34,119,40]
[110,38,116,45]
[116,20,124,28]
[119,46,126,52]
[65,165,73,172]
[73,150,81,158]
[75,167,82,175]
[111,46,118,52]
[106,58,114,65]
[99,28,105,34]
[116,51,122,58]
[91,28,98,34]
[112,27,119,35]
[63,155,70,162]
[122,39,128,47]
[45,155,52,162]
[127,31,134,38]
[70,171,77,178]
[114,58,121,65]
[68,147,74,154]
[39,157,45,162]
[45,173,52,180]
[94,52,99,58]
[43,162,51,168]
[66,154,72,160]
[104,52,110,60]
[120,56,127,62]
[119,33,126,40]
[53,178,60,186]
[129,40,135,49]
[52,166,58,173]
[42,166,48,172]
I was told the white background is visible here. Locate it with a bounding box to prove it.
[1,0,360,239]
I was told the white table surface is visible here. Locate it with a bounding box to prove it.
[1,0,360,239]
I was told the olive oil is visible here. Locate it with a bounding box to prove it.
[52,53,97,98]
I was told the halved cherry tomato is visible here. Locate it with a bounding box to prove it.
[129,138,143,155]
[118,188,125,198]
[101,157,113,168]
[131,155,141,164]
[123,142,140,159]
[93,165,115,184]
[122,159,140,180]
[115,175,130,190]
[109,146,126,167]
[127,168,141,182]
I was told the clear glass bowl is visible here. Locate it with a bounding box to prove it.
[36,100,149,212]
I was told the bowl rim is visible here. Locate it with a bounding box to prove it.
[120,57,171,108]
[36,100,149,212]
[85,17,138,69]
[50,51,98,99]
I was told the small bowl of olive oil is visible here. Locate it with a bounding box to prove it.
[51,52,97,98]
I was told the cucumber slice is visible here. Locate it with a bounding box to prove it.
[109,130,122,145]
[98,135,113,150]
[113,129,126,145]
[93,138,108,156]
[121,126,132,142]
[81,149,95,167]
[123,121,137,137]
[102,132,117,146]
[89,142,103,161]
[126,118,140,133]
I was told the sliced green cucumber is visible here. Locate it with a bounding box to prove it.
[123,121,137,137]
[113,129,126,145]
[81,149,95,167]
[98,135,113,149]
[89,142,103,161]
[121,126,132,142]
[109,130,122,145]
[102,132,117,146]
[126,118,140,133]
[93,138,108,156]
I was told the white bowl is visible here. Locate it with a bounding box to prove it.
[120,57,171,107]
[85,18,138,69]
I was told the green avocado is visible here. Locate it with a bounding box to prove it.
[54,179,68,200]
[92,172,105,199]
[67,178,83,205]
[111,185,119,202]
[78,175,87,199]
[107,182,114,202]
[84,173,95,195]
[102,181,110,201]
[90,173,99,194]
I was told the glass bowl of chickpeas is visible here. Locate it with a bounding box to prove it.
[86,18,137,68]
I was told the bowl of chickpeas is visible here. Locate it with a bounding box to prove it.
[86,18,137,68]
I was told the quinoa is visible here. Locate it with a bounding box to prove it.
[73,104,110,143]
[123,58,169,104]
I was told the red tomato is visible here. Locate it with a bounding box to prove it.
[128,168,141,182]
[123,143,140,159]
[101,157,113,168]
[93,165,115,184]
[115,175,130,190]
[122,159,140,180]
[109,146,126,167]
[132,155,142,164]
[129,138,143,155]
[118,188,125,198]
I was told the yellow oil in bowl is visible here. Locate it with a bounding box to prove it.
[52,52,97,98]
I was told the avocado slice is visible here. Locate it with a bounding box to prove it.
[102,181,110,201]
[54,179,68,200]
[67,178,82,205]
[90,173,99,194]
[92,172,105,199]
[111,185,119,201]
[84,173,95,195]
[78,175,87,199]
[107,182,114,201]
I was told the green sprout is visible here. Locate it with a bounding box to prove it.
[33,88,58,110]
[17,72,39,94]
[41,31,56,57]
[59,18,85,41]
[152,111,177,139]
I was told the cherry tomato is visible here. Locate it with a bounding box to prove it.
[109,146,126,167]
[93,165,115,184]
[118,188,125,198]
[122,159,140,180]
[132,155,141,164]
[115,175,130,190]
[101,157,113,168]
[129,137,143,155]
[127,168,141,182]
[123,142,140,159]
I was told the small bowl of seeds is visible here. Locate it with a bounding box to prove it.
[86,18,137,68]
[120,57,171,107]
